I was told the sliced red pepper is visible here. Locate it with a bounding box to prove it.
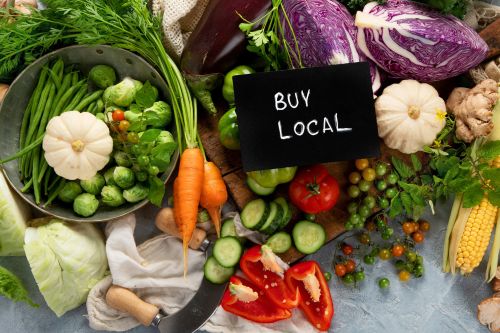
[239,245,299,309]
[221,276,292,323]
[285,261,334,331]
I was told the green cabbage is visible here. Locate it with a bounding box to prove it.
[24,219,108,317]
[0,172,30,256]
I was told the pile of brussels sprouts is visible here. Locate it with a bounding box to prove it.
[58,66,176,217]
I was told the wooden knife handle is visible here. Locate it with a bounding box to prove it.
[106,285,159,326]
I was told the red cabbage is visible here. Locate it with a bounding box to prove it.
[355,0,488,82]
[282,0,382,92]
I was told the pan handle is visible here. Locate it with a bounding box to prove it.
[106,285,161,327]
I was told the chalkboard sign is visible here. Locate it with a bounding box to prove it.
[233,62,380,172]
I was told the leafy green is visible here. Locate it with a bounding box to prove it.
[477,141,500,160]
[391,156,416,180]
[148,176,165,207]
[462,182,484,208]
[0,266,38,307]
[134,81,158,109]
[410,154,422,172]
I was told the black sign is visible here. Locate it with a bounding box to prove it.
[233,62,381,172]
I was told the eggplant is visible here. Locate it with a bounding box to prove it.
[181,0,270,114]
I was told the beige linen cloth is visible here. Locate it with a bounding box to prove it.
[86,214,315,332]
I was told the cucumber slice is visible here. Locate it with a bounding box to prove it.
[273,197,292,230]
[292,220,326,254]
[266,231,292,254]
[259,202,283,235]
[204,256,234,284]
[221,219,245,243]
[213,236,243,268]
[241,199,269,230]
[247,177,275,196]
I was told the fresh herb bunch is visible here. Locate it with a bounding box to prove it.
[239,0,303,71]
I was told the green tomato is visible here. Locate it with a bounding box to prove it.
[385,187,398,199]
[304,213,316,221]
[131,144,142,156]
[354,271,365,282]
[406,251,417,262]
[358,205,371,218]
[342,273,355,284]
[363,196,376,209]
[378,277,390,289]
[375,163,388,177]
[386,173,399,185]
[348,185,360,198]
[222,65,255,104]
[359,233,371,245]
[378,249,391,260]
[323,272,332,281]
[381,227,394,240]
[363,255,375,265]
[137,155,150,167]
[413,264,424,278]
[349,214,361,225]
[344,221,354,231]
[395,260,406,271]
[359,180,371,192]
[127,132,140,144]
[379,197,389,209]
[416,255,424,266]
[247,167,297,188]
[148,165,160,176]
[347,202,358,214]
[376,180,387,191]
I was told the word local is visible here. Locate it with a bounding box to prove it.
[274,89,352,140]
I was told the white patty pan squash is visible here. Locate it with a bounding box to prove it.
[375,80,446,154]
[42,111,113,180]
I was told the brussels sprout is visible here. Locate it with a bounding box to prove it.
[73,193,99,217]
[95,112,106,122]
[113,166,135,189]
[114,151,132,167]
[58,182,82,203]
[89,65,117,89]
[103,77,143,107]
[156,131,175,145]
[135,171,148,182]
[124,110,141,123]
[104,167,117,186]
[144,101,172,128]
[123,183,149,203]
[101,185,125,207]
[80,173,105,195]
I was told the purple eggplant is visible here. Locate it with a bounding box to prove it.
[181,0,270,114]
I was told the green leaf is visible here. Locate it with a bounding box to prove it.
[135,81,158,109]
[483,168,500,185]
[139,129,162,143]
[444,164,460,183]
[391,156,415,179]
[448,179,471,193]
[388,194,403,219]
[462,182,484,208]
[487,189,500,207]
[400,192,413,216]
[239,22,253,33]
[410,154,422,172]
[398,182,427,206]
[150,142,177,171]
[148,176,165,207]
[477,141,500,160]
[420,174,433,185]
[0,266,38,308]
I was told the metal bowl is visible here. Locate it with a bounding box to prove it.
[0,45,179,222]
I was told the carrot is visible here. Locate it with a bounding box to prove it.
[200,161,228,237]
[174,147,205,277]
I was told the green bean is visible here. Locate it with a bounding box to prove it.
[21,178,33,193]
[45,178,66,206]
[37,159,48,184]
[64,84,88,111]
[50,72,73,112]
[0,135,44,164]
[43,168,53,195]
[32,147,41,204]
[71,72,79,86]
[48,58,64,90]
[34,84,56,139]
[24,79,53,147]
[74,90,103,111]
[47,174,61,192]
[86,101,97,114]
[51,81,84,118]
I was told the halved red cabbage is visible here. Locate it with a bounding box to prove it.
[355,0,488,82]
[282,0,382,92]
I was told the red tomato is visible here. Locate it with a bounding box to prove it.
[344,259,356,273]
[112,109,125,121]
[288,165,340,214]
[341,243,353,256]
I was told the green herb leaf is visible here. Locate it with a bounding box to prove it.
[400,192,413,216]
[139,129,162,143]
[477,141,500,160]
[398,181,427,206]
[135,81,158,109]
[0,266,38,308]
[148,176,165,207]
[410,154,422,172]
[488,189,500,207]
[448,179,471,192]
[462,182,484,208]
[388,193,403,218]
[150,142,177,171]
[391,156,415,179]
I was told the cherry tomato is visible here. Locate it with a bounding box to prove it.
[148,165,160,176]
[385,187,398,199]
[375,163,388,177]
[358,205,371,218]
[345,259,356,273]
[137,155,150,167]
[127,132,139,144]
[413,264,424,278]
[406,251,417,262]
[399,270,411,282]
[324,272,332,281]
[362,168,376,181]
[359,180,371,192]
[347,202,358,214]
[354,271,365,282]
[112,109,125,121]
[355,159,369,170]
[379,249,391,260]
[349,172,361,184]
[378,277,390,289]
[344,221,354,231]
[412,231,424,243]
[118,120,130,132]
[348,185,360,198]
[402,221,416,235]
[359,233,371,245]
[376,180,387,191]
[365,220,376,232]
[386,173,399,185]
[363,196,376,209]
[364,255,375,265]
[392,244,405,257]
[395,260,406,271]
[343,273,355,284]
[379,197,389,209]
[419,220,430,232]
[335,264,347,277]
[341,243,354,255]
[412,221,420,232]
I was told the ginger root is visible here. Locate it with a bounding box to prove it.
[447,79,499,143]
[478,267,500,333]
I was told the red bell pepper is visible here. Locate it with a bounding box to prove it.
[285,261,334,331]
[288,164,340,214]
[221,276,292,323]
[239,245,299,309]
